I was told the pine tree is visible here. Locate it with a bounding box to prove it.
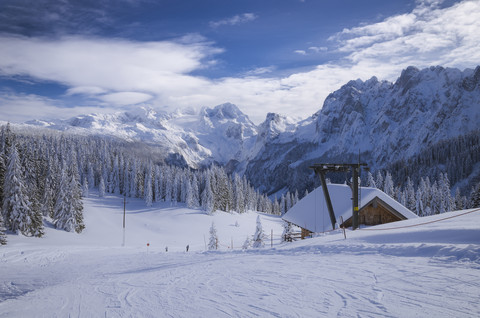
[242,236,250,250]
[454,188,463,210]
[82,177,89,198]
[208,222,218,250]
[470,182,480,208]
[144,165,153,207]
[252,215,266,248]
[53,157,85,233]
[375,171,384,190]
[0,209,7,245]
[281,220,293,242]
[383,172,394,197]
[3,144,44,237]
[201,172,214,214]
[0,154,5,208]
[366,171,376,188]
[99,175,106,198]
[405,177,416,211]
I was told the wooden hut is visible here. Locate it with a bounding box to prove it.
[282,184,417,235]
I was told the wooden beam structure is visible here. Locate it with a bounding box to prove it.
[310,163,368,230]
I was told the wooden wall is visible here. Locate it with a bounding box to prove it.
[343,200,402,228]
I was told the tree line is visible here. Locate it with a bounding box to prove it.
[0,124,283,245]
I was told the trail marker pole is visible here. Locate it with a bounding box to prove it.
[271,229,273,248]
[122,194,127,247]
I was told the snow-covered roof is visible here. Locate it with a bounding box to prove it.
[282,184,417,233]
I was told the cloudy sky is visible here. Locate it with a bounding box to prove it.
[0,0,479,124]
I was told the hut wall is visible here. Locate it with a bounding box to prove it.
[342,202,402,228]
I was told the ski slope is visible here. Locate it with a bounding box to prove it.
[1,192,479,317]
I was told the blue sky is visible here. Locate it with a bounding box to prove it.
[0,0,479,124]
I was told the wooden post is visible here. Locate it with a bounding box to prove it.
[340,216,346,239]
[122,194,126,247]
[271,229,273,248]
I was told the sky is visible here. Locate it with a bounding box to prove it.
[0,0,479,124]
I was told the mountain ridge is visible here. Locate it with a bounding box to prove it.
[20,65,480,194]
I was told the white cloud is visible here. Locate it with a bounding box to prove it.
[66,86,108,96]
[333,0,480,71]
[294,50,307,55]
[308,46,328,53]
[244,66,277,76]
[0,35,221,92]
[1,1,479,125]
[99,92,153,106]
[0,92,120,122]
[209,13,258,28]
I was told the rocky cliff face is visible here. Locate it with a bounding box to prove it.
[243,65,480,194]
[24,65,480,194]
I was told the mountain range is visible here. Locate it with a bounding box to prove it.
[22,65,480,195]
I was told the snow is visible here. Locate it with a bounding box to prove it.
[1,192,480,317]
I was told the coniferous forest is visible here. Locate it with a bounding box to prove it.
[0,124,292,244]
[1,123,480,245]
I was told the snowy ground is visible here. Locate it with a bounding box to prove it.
[1,192,480,317]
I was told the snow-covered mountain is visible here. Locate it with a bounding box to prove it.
[24,65,480,193]
[244,65,480,194]
[27,103,258,168]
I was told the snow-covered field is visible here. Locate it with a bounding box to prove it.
[1,192,480,317]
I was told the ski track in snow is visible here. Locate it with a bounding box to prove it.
[1,194,480,317]
[1,247,479,317]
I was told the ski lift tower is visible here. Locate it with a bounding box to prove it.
[310,163,368,230]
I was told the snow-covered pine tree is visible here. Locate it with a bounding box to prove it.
[208,221,218,250]
[154,165,162,202]
[3,143,44,237]
[144,173,153,207]
[87,162,94,189]
[415,188,424,216]
[144,164,153,207]
[99,175,106,198]
[405,177,416,211]
[82,176,89,198]
[53,157,85,233]
[234,174,245,213]
[190,174,200,208]
[366,171,376,188]
[375,171,384,190]
[454,188,463,210]
[172,171,180,205]
[285,191,292,211]
[242,236,250,250]
[252,215,266,248]
[0,209,7,245]
[383,172,394,198]
[201,171,214,214]
[273,196,280,215]
[470,182,480,208]
[164,168,172,204]
[281,220,294,242]
[280,195,286,216]
[0,154,5,207]
[41,156,56,217]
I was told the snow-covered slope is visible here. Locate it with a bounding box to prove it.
[1,191,479,317]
